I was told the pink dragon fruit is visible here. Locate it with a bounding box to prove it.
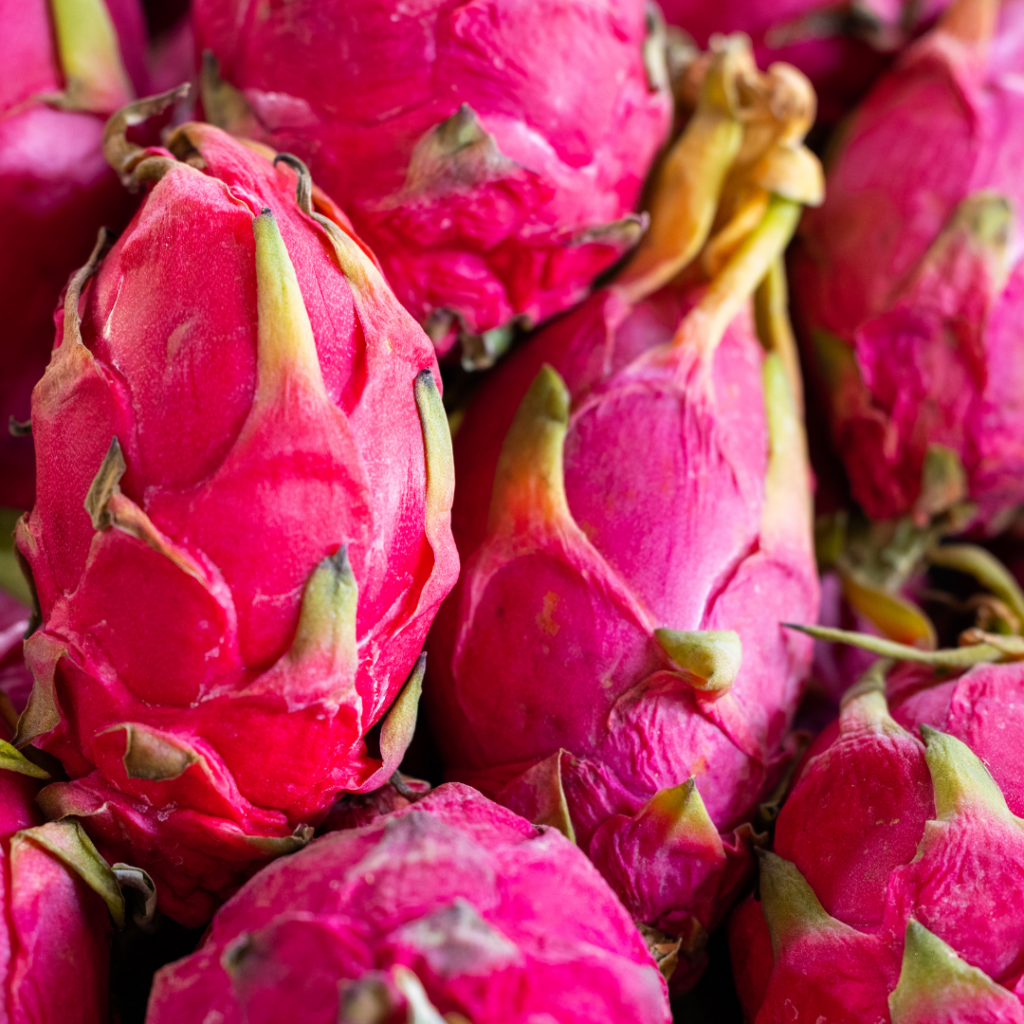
[0,0,148,511]
[425,39,821,983]
[793,0,1024,529]
[731,658,1024,1022]
[0,590,33,720]
[145,782,673,1024]
[13,97,459,926]
[0,709,148,1024]
[660,0,952,123]
[192,0,672,363]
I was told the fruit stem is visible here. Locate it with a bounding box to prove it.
[754,257,803,416]
[672,196,801,362]
[613,39,747,304]
[939,0,999,45]
[784,622,1010,667]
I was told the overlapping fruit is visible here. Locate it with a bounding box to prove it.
[1,0,1023,1020]
[193,0,673,363]
[13,102,457,925]
[0,0,147,509]
[146,784,674,1024]
[732,658,1024,1022]
[795,0,1024,529]
[426,36,823,983]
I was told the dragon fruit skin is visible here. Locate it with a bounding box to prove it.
[426,215,818,963]
[659,0,951,123]
[730,662,1024,1022]
[0,721,115,1024]
[145,783,672,1024]
[0,0,148,512]
[0,591,32,720]
[793,0,1024,527]
[192,0,671,354]
[14,113,458,926]
[660,0,945,39]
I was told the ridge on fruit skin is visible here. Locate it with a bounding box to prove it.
[12,95,459,927]
[0,0,148,511]
[794,0,1024,530]
[425,36,823,986]
[731,658,1024,1022]
[0,654,157,1024]
[144,783,674,1024]
[192,0,672,364]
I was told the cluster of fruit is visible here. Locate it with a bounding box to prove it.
[2,0,1023,1020]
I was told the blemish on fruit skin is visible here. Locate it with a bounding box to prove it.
[537,591,560,636]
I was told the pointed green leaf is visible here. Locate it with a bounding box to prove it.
[758,852,837,957]
[49,0,133,112]
[889,920,1020,1024]
[0,740,50,780]
[414,371,455,550]
[253,209,326,404]
[489,365,571,533]
[289,547,358,668]
[656,629,741,693]
[378,654,425,772]
[12,820,125,927]
[921,725,1020,824]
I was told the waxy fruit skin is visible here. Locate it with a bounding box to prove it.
[145,783,673,1024]
[0,592,32,716]
[0,0,147,511]
[426,248,818,966]
[731,662,1024,1023]
[794,0,1024,527]
[14,118,459,927]
[0,723,112,1024]
[192,0,672,355]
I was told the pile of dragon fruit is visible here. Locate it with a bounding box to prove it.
[5,0,1024,1020]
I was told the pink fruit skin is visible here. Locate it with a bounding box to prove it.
[0,592,32,715]
[0,0,147,512]
[427,279,818,946]
[659,0,950,123]
[734,660,1024,1021]
[15,123,459,926]
[0,717,111,1024]
[145,783,672,1024]
[659,0,950,42]
[888,660,1024,818]
[728,893,775,1020]
[793,0,1024,526]
[192,0,671,350]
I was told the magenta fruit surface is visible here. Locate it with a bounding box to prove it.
[14,111,458,926]
[145,783,673,1024]
[193,0,672,356]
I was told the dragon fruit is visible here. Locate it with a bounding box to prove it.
[0,591,33,720]
[0,0,148,511]
[13,97,458,927]
[192,0,672,363]
[0,711,146,1024]
[731,658,1024,1022]
[145,782,672,1024]
[793,0,1024,529]
[660,0,952,123]
[425,39,821,982]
